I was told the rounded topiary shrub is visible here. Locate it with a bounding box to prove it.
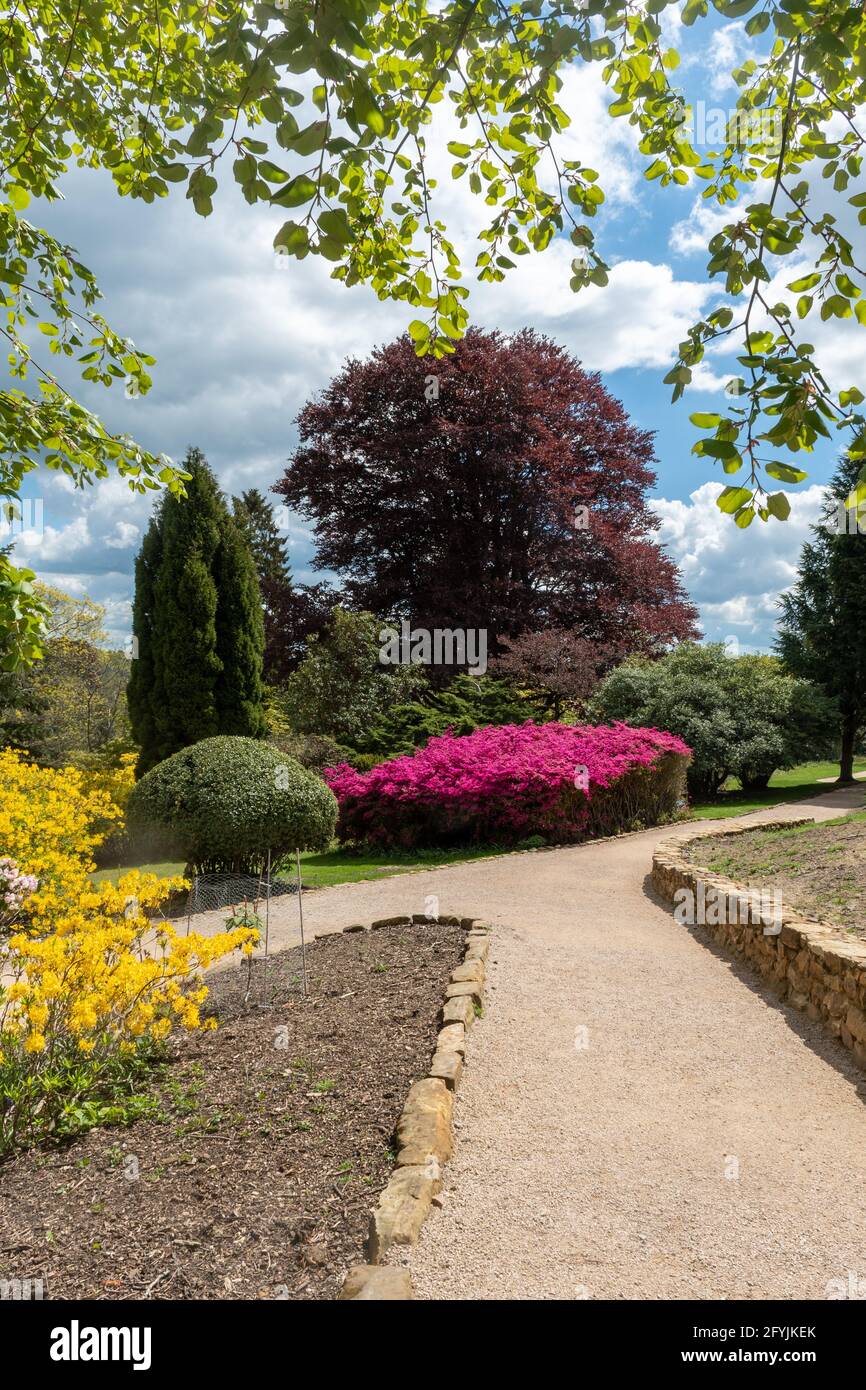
[126,736,337,875]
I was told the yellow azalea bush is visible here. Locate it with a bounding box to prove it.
[78,748,137,817]
[75,749,138,866]
[0,747,121,927]
[0,749,256,1151]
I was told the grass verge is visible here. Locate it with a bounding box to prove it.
[91,842,513,891]
[681,810,866,938]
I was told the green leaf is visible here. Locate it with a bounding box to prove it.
[289,120,329,156]
[682,0,708,25]
[745,10,771,34]
[702,441,740,461]
[273,221,308,254]
[270,174,318,208]
[765,462,807,484]
[354,87,385,136]
[717,485,752,514]
[258,161,290,185]
[767,492,791,521]
[787,272,821,292]
[317,236,343,262]
[318,209,352,243]
[689,413,721,428]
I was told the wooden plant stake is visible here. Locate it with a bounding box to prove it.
[295,847,308,998]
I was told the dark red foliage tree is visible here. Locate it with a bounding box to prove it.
[275,329,699,657]
[262,578,335,683]
[491,628,618,720]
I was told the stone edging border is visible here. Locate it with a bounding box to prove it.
[652,818,866,1073]
[334,912,492,1302]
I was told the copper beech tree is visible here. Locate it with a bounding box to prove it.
[275,328,700,659]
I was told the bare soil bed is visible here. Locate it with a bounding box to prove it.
[0,921,464,1300]
[683,814,866,939]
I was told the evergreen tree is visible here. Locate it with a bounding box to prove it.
[777,457,866,783]
[214,507,267,738]
[128,449,265,774]
[231,487,299,682]
[232,489,291,588]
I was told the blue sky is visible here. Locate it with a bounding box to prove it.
[6,9,862,654]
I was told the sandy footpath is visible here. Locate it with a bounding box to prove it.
[206,786,866,1299]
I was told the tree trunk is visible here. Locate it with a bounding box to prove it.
[741,772,772,793]
[838,713,857,784]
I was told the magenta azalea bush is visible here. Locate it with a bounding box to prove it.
[323,722,691,850]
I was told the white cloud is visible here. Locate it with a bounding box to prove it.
[104,521,141,549]
[669,196,735,257]
[652,481,825,647]
[704,22,762,97]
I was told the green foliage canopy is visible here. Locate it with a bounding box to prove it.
[362,673,535,757]
[278,607,425,746]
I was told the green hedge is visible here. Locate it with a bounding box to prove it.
[126,736,337,875]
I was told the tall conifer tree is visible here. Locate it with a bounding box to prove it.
[129,449,265,774]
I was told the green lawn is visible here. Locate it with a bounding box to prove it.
[91,842,510,892]
[91,861,186,887]
[687,759,866,820]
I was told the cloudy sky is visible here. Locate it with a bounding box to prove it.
[6,9,862,653]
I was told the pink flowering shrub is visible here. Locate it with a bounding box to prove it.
[323,722,691,850]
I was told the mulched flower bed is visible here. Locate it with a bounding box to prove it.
[0,921,464,1300]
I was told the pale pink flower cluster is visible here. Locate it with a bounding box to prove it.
[0,856,38,926]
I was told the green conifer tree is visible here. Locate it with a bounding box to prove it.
[128,449,264,774]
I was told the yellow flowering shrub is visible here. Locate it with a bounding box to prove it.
[0,749,256,1152]
[78,748,137,814]
[76,750,138,864]
[0,748,120,924]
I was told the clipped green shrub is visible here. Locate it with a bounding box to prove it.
[126,736,337,874]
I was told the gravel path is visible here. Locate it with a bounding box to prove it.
[201,786,866,1300]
